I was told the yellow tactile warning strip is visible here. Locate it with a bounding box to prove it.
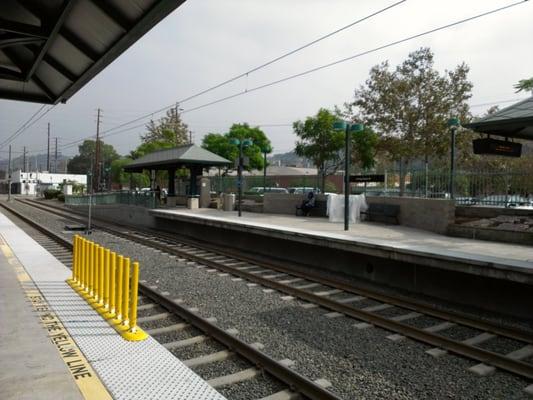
[0,237,112,400]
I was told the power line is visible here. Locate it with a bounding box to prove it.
[56,0,529,152]
[92,1,406,138]
[0,105,57,150]
[0,104,45,149]
[177,0,529,116]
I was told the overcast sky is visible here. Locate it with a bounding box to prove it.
[0,0,532,159]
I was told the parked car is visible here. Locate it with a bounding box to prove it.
[248,187,289,194]
[479,195,532,208]
[287,187,321,194]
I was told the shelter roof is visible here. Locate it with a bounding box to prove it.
[124,144,231,172]
[463,96,533,141]
[0,0,183,104]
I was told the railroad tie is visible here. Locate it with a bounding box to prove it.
[469,344,533,376]
[259,378,332,400]
[207,359,295,388]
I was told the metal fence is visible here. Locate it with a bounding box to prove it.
[65,190,158,209]
[351,169,533,208]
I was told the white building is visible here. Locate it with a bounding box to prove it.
[8,170,87,195]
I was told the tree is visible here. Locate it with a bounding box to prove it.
[142,107,189,145]
[352,127,379,170]
[67,140,120,175]
[514,77,533,94]
[110,158,149,189]
[293,108,344,192]
[201,123,272,172]
[345,47,473,193]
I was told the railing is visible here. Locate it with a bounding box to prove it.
[65,190,158,208]
[351,169,533,208]
[66,235,147,341]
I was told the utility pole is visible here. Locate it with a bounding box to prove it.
[22,146,26,173]
[47,123,50,171]
[94,108,101,192]
[7,145,12,201]
[54,137,58,173]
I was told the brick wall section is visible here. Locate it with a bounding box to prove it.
[366,196,455,234]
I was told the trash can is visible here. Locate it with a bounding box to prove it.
[223,193,236,211]
[187,195,199,209]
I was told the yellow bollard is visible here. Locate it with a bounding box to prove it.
[104,248,111,310]
[87,242,94,298]
[122,261,148,341]
[93,244,99,301]
[104,252,116,320]
[78,238,85,290]
[114,255,124,324]
[84,239,90,293]
[98,246,104,307]
[120,258,130,330]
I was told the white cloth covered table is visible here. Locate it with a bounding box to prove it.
[326,193,368,223]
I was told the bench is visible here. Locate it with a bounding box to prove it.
[296,199,327,217]
[361,203,400,224]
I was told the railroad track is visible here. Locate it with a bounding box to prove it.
[0,200,338,400]
[10,199,533,385]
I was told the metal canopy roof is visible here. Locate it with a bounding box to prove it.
[124,144,231,172]
[463,96,533,141]
[0,0,184,104]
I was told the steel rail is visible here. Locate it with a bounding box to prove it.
[13,200,533,380]
[19,199,533,344]
[0,201,340,400]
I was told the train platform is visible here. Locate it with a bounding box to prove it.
[150,207,533,319]
[151,208,533,282]
[0,211,226,400]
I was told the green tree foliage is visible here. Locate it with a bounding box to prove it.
[110,158,149,189]
[67,140,120,174]
[346,47,473,164]
[129,140,176,159]
[142,107,189,145]
[202,123,272,171]
[293,108,344,191]
[352,127,379,170]
[514,77,533,94]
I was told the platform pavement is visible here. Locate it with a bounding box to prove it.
[0,210,226,400]
[151,208,533,281]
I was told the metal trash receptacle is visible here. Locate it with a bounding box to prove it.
[223,193,236,211]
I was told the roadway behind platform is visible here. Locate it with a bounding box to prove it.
[149,208,533,320]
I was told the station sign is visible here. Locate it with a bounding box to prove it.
[473,138,522,158]
[350,174,385,183]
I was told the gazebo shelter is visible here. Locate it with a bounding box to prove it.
[464,96,533,143]
[123,144,230,198]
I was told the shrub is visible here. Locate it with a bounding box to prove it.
[43,189,60,199]
[57,193,65,202]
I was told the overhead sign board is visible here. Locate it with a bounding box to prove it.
[350,174,385,183]
[473,138,522,158]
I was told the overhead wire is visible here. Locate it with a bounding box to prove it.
[91,0,407,137]
[0,104,57,150]
[31,0,531,153]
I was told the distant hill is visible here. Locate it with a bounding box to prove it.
[0,153,70,178]
[269,151,314,168]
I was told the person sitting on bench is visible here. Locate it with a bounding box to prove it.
[297,191,316,216]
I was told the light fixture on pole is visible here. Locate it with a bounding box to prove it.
[261,145,272,194]
[333,120,364,231]
[447,117,460,200]
[230,138,253,217]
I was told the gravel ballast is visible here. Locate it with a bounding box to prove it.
[5,200,533,399]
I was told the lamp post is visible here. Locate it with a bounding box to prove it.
[448,117,460,200]
[333,121,364,231]
[230,138,253,217]
[261,145,272,193]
